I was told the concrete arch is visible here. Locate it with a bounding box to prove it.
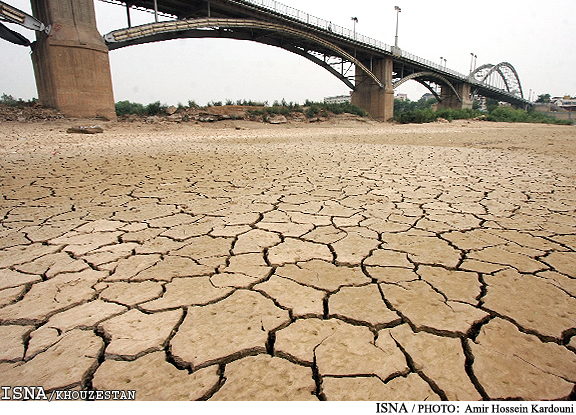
[104,18,384,90]
[471,62,524,98]
[393,71,461,102]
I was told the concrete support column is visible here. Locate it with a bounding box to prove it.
[351,56,394,121]
[31,0,116,120]
[438,82,473,110]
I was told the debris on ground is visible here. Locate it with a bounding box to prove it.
[0,103,65,122]
[66,125,104,134]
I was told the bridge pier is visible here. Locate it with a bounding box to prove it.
[437,82,473,110]
[351,57,394,121]
[30,0,116,120]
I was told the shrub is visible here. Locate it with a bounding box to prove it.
[115,100,145,116]
[1,93,35,107]
[145,101,168,115]
[486,106,573,125]
[247,109,264,116]
[265,105,292,116]
[392,104,573,125]
[1,93,19,106]
[337,102,367,117]
[393,108,438,124]
[435,107,481,121]
[393,107,481,124]
[301,101,367,118]
[305,104,320,118]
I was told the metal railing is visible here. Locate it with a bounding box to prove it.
[238,0,392,50]
[237,0,470,80]
[99,0,528,102]
[238,0,529,102]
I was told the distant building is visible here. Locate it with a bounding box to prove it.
[324,95,351,104]
[395,93,408,102]
[552,96,576,111]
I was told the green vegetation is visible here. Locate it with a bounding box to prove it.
[485,98,500,113]
[394,96,437,113]
[144,101,168,115]
[392,95,573,125]
[113,97,368,119]
[1,93,36,107]
[115,100,170,116]
[112,96,572,126]
[114,100,145,116]
[393,107,481,124]
[319,101,368,117]
[258,99,366,118]
[393,96,480,123]
[298,99,367,117]
[486,106,573,125]
[536,93,551,103]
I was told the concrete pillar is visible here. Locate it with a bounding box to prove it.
[351,56,394,121]
[30,0,116,120]
[437,82,473,110]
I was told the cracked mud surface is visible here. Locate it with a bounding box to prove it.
[1,119,576,400]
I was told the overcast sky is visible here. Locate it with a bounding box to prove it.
[2,0,576,105]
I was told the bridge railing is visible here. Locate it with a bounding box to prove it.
[238,0,473,80]
[238,0,394,52]
[103,0,527,102]
[239,0,527,103]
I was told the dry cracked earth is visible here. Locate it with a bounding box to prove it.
[0,119,576,401]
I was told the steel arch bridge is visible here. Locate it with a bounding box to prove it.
[392,72,463,103]
[104,17,383,90]
[101,0,531,110]
[470,62,524,99]
[0,0,532,119]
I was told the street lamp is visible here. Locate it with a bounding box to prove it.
[469,53,476,74]
[394,6,401,48]
[351,16,358,40]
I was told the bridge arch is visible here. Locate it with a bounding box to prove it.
[104,18,385,90]
[393,72,462,103]
[471,62,524,98]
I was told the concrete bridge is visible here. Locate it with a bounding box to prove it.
[1,0,531,120]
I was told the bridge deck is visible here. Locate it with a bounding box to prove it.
[103,0,530,106]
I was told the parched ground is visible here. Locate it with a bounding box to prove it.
[0,118,575,401]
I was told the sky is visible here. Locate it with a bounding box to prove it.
[1,0,576,106]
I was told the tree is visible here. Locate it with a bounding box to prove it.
[486,98,500,113]
[536,93,551,103]
[416,96,437,110]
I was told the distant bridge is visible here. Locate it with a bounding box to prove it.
[1,0,531,120]
[103,0,530,111]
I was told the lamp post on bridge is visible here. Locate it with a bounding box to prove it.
[351,17,358,40]
[394,6,401,48]
[469,53,477,75]
[469,53,477,74]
